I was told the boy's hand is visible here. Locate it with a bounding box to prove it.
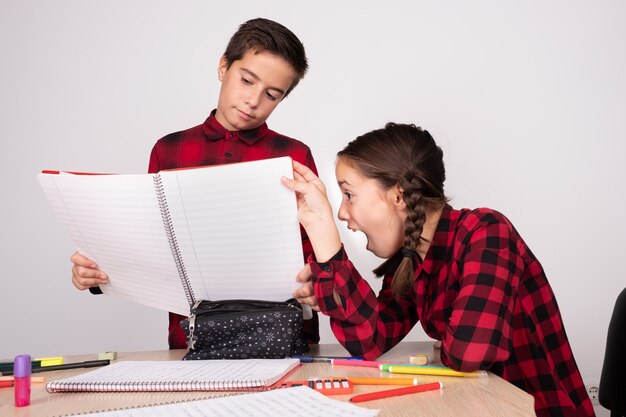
[293,263,319,311]
[70,252,108,290]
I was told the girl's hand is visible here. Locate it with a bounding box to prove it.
[281,161,342,262]
[293,263,320,311]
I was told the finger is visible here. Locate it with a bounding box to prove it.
[71,252,98,269]
[296,264,312,283]
[296,295,320,312]
[73,264,108,280]
[293,169,307,183]
[291,160,321,183]
[293,284,313,299]
[72,273,102,291]
[281,175,317,194]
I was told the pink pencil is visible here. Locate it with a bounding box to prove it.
[331,359,383,368]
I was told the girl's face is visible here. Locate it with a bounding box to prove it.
[335,158,406,258]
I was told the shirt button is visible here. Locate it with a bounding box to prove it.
[228,132,235,138]
[324,266,331,273]
[225,152,232,158]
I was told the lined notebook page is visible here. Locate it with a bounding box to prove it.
[69,386,380,417]
[37,157,303,315]
[159,157,303,302]
[46,359,300,393]
[37,173,190,315]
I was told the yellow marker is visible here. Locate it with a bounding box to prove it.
[381,364,486,378]
[36,357,64,367]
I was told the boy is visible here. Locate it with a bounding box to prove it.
[70,17,320,349]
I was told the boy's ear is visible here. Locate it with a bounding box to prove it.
[217,55,228,81]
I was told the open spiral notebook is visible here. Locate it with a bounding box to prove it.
[46,359,300,393]
[37,157,304,316]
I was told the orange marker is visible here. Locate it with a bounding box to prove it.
[349,381,443,403]
[0,376,46,383]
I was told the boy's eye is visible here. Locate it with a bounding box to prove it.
[241,77,252,85]
[265,91,278,101]
[344,192,353,200]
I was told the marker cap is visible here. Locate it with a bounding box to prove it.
[13,355,31,377]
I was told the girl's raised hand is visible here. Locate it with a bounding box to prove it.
[281,160,333,229]
[281,160,342,263]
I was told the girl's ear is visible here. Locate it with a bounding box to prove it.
[392,184,406,210]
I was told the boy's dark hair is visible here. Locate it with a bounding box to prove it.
[224,18,308,97]
[337,122,448,297]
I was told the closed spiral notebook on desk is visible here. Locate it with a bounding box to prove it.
[37,157,304,315]
[46,359,300,393]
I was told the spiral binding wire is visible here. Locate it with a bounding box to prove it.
[47,378,265,393]
[153,174,196,306]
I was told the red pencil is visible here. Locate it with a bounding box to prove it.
[349,381,443,403]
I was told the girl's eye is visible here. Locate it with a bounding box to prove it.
[241,77,252,85]
[344,192,353,200]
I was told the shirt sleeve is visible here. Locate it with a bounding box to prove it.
[441,215,523,372]
[310,246,418,359]
[148,141,161,174]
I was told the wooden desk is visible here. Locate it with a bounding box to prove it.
[0,342,534,416]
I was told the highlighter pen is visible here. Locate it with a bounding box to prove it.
[14,355,31,407]
[348,377,419,385]
[37,357,64,367]
[0,357,63,374]
[0,360,41,374]
[349,381,443,403]
[381,364,486,378]
[3,359,110,376]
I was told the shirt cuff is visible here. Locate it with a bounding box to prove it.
[312,247,344,273]
[309,246,349,316]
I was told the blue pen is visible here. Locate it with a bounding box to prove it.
[292,355,363,363]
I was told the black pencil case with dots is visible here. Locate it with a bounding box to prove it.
[181,298,308,360]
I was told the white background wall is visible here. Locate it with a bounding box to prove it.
[1,1,624,414]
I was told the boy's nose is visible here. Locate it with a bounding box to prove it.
[245,91,262,108]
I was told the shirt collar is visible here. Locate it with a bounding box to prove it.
[421,204,458,276]
[201,109,269,145]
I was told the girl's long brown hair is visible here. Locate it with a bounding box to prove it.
[337,123,448,297]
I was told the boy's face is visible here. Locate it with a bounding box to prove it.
[215,50,297,131]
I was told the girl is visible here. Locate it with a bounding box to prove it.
[282,123,594,417]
